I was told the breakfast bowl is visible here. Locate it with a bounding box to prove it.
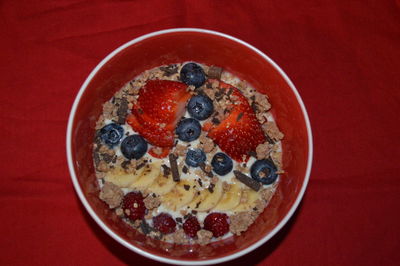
[66,28,313,265]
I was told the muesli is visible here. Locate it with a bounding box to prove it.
[93,62,284,245]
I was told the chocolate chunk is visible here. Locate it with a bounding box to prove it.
[248,150,257,158]
[227,87,234,97]
[265,134,275,144]
[169,154,180,182]
[236,112,244,122]
[207,66,223,79]
[195,201,201,209]
[140,219,153,235]
[160,64,178,77]
[116,98,128,124]
[184,184,190,191]
[197,179,203,187]
[251,102,259,113]
[93,151,101,166]
[199,162,213,177]
[161,164,171,177]
[176,217,183,223]
[182,165,188,174]
[233,170,261,191]
[101,153,114,163]
[208,183,215,193]
[211,117,220,125]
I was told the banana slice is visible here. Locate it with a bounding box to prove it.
[104,166,145,188]
[130,161,162,190]
[148,173,176,195]
[188,181,223,212]
[233,189,261,212]
[162,180,197,211]
[213,182,242,211]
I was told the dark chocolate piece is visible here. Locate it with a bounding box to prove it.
[197,178,203,187]
[236,112,244,122]
[176,217,183,223]
[169,154,180,182]
[160,64,178,77]
[199,162,213,177]
[182,165,188,174]
[140,219,153,235]
[101,153,114,163]
[248,150,257,158]
[211,117,220,125]
[207,66,223,79]
[208,183,215,193]
[233,170,261,191]
[116,98,129,124]
[183,184,190,191]
[136,162,146,170]
[161,164,171,177]
[195,201,201,209]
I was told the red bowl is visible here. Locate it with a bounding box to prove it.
[66,28,313,265]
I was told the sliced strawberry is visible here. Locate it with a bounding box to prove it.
[127,80,190,147]
[206,81,265,162]
[137,80,191,125]
[148,146,171,159]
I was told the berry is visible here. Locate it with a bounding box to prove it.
[180,62,206,88]
[127,80,191,147]
[211,152,233,176]
[176,118,201,142]
[185,149,206,167]
[204,213,229,237]
[99,123,124,148]
[153,213,176,234]
[183,216,201,238]
[120,135,148,160]
[187,95,214,120]
[250,159,278,185]
[121,192,146,221]
[206,80,265,162]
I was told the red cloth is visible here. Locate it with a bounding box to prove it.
[1,0,399,265]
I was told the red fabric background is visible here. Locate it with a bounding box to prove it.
[1,0,399,265]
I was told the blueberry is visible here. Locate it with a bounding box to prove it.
[250,159,278,185]
[185,149,206,167]
[187,95,214,121]
[180,62,206,88]
[121,135,148,160]
[99,123,124,148]
[211,153,233,176]
[176,118,201,142]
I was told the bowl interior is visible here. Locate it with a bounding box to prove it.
[68,30,310,262]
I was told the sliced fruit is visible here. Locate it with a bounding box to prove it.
[233,188,261,212]
[188,181,223,212]
[161,180,197,211]
[103,166,144,188]
[213,182,242,211]
[148,173,176,195]
[205,80,265,162]
[130,161,162,190]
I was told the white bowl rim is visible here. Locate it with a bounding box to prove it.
[66,27,313,265]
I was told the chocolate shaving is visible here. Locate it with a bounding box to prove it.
[161,164,171,177]
[199,162,213,177]
[169,154,180,182]
[236,112,244,122]
[101,153,114,163]
[93,152,100,166]
[195,201,201,209]
[184,184,190,191]
[211,117,220,125]
[227,87,234,97]
[136,162,146,170]
[233,170,261,191]
[176,217,183,223]
[160,64,178,77]
[248,150,257,158]
[251,102,259,113]
[207,66,223,79]
[182,165,188,174]
[116,98,128,124]
[140,219,153,235]
[197,179,203,187]
[208,184,215,193]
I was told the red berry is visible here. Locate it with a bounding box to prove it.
[204,213,229,237]
[121,192,146,221]
[153,213,176,234]
[183,216,201,238]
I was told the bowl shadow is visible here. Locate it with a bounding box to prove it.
[76,194,303,265]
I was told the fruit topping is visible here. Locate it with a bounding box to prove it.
[203,213,229,237]
[121,191,146,221]
[180,62,206,88]
[127,80,191,147]
[120,135,148,160]
[205,81,265,162]
[153,213,176,234]
[99,123,124,148]
[183,216,201,238]
[185,149,206,167]
[176,118,201,142]
[250,159,278,185]
[187,95,214,120]
[211,152,233,176]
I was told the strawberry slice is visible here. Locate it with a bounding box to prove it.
[206,81,265,162]
[127,80,190,147]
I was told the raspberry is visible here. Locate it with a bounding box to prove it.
[121,191,146,221]
[204,213,229,237]
[153,213,176,234]
[183,216,201,238]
